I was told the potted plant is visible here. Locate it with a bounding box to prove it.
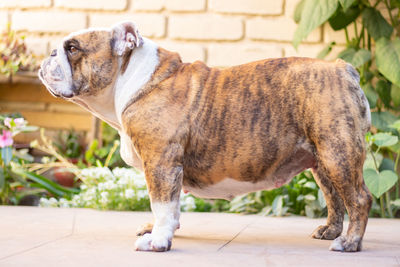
[0,24,39,81]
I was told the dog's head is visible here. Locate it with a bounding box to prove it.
[39,21,143,99]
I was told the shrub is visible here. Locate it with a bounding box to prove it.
[40,167,150,211]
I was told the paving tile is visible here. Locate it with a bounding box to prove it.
[0,207,399,267]
[0,235,265,267]
[221,216,400,266]
[73,209,153,237]
[177,212,259,241]
[0,206,75,260]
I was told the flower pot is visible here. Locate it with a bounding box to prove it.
[53,167,75,187]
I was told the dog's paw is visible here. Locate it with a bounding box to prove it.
[311,224,342,240]
[135,233,172,252]
[329,235,362,252]
[136,222,153,236]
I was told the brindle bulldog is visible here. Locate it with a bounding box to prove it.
[39,21,372,252]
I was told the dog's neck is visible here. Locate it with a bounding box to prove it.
[69,38,159,132]
[114,38,160,125]
[70,38,183,133]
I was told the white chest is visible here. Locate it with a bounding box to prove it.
[119,132,142,170]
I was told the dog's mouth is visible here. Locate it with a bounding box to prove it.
[38,66,74,99]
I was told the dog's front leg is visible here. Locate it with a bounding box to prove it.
[135,159,182,252]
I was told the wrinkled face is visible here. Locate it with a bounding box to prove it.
[39,30,118,98]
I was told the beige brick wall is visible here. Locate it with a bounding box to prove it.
[1,0,345,67]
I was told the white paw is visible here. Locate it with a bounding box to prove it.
[329,235,361,252]
[329,236,346,251]
[135,233,172,252]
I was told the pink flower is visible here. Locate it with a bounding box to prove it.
[0,130,13,148]
[3,117,26,129]
[4,117,12,128]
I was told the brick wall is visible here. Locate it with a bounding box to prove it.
[0,0,347,67]
[1,0,350,142]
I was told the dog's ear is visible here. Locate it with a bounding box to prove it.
[111,21,143,56]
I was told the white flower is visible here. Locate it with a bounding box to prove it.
[83,193,93,202]
[124,189,135,199]
[58,198,70,208]
[14,118,27,128]
[39,197,49,207]
[86,188,96,196]
[182,196,196,212]
[80,184,87,190]
[117,176,129,186]
[133,175,146,188]
[104,180,116,190]
[97,182,106,191]
[81,167,114,180]
[71,195,81,207]
[113,167,147,188]
[47,197,59,207]
[41,156,51,164]
[100,191,109,204]
[137,189,148,200]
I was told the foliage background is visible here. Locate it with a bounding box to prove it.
[293,0,400,218]
[2,0,400,219]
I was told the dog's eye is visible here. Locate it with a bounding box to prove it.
[68,45,78,54]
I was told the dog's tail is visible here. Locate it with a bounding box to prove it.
[337,59,371,133]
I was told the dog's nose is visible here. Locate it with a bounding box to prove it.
[50,49,57,57]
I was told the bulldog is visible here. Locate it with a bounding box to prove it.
[39,21,372,253]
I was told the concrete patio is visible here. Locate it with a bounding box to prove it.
[0,206,399,266]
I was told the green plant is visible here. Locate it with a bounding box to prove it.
[0,116,76,204]
[294,0,400,218]
[227,171,326,217]
[364,125,400,217]
[294,0,400,113]
[53,129,85,160]
[85,122,126,168]
[0,24,39,77]
[40,167,150,211]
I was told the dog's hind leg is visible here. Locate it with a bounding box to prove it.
[313,133,372,252]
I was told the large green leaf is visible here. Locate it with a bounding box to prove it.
[363,152,383,170]
[375,80,391,107]
[294,0,306,23]
[376,37,400,87]
[379,158,395,172]
[329,5,361,30]
[373,132,398,147]
[339,0,356,11]
[389,119,400,131]
[338,48,371,68]
[364,168,398,198]
[361,84,378,108]
[293,0,339,48]
[391,83,400,107]
[371,111,398,131]
[362,8,393,41]
[12,168,79,198]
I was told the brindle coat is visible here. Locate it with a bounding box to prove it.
[40,28,372,252]
[123,49,372,252]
